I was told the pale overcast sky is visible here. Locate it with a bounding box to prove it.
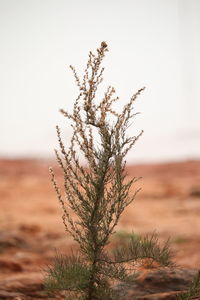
[0,0,200,162]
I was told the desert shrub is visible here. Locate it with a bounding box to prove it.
[45,42,173,300]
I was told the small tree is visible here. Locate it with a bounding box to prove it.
[45,42,172,300]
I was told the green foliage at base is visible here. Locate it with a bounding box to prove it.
[45,253,90,293]
[112,232,173,268]
[44,232,173,299]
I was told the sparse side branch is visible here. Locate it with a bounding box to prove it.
[110,234,173,267]
[49,168,74,235]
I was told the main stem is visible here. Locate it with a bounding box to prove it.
[86,151,111,300]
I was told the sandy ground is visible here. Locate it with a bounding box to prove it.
[0,159,200,288]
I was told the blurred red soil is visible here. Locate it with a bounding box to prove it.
[0,159,200,299]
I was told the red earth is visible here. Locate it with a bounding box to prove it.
[0,159,200,299]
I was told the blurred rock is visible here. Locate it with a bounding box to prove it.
[0,232,27,251]
[0,272,45,298]
[0,259,23,272]
[19,224,41,234]
[115,268,199,299]
[0,290,24,299]
[189,186,200,198]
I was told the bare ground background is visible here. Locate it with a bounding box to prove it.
[0,159,200,299]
